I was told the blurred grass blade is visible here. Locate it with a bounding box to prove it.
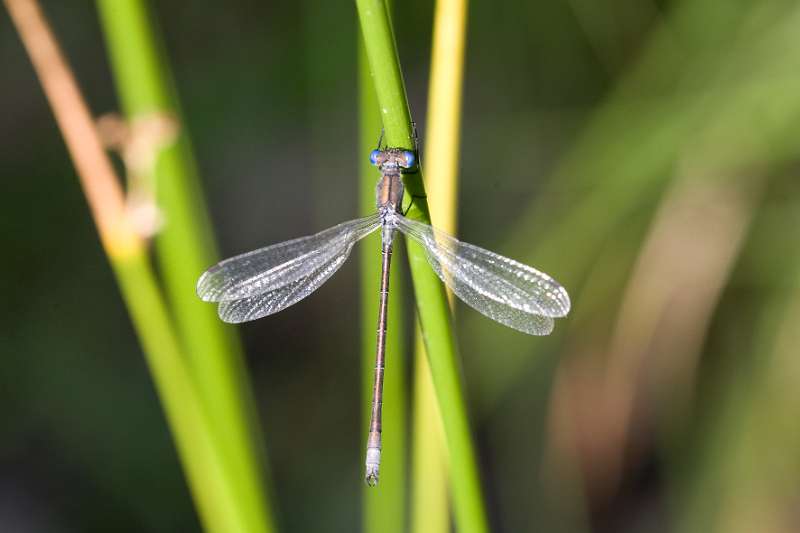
[674,205,800,533]
[355,1,489,531]
[598,171,761,491]
[113,255,254,533]
[506,1,800,529]
[412,0,469,531]
[3,1,262,530]
[94,1,275,531]
[463,0,800,411]
[359,38,407,533]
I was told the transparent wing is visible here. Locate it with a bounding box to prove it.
[197,213,380,302]
[216,242,353,323]
[396,215,570,336]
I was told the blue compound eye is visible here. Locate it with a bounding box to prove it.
[402,150,416,168]
[369,149,381,166]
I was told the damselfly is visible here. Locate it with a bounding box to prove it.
[197,147,570,486]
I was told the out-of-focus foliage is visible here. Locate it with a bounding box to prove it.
[1,0,798,531]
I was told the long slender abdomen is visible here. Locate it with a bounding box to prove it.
[365,227,394,486]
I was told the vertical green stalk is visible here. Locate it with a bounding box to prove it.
[412,0,469,531]
[95,2,275,532]
[359,39,407,533]
[4,1,267,530]
[113,253,250,533]
[355,1,489,532]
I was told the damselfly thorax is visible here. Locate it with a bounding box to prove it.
[374,148,409,211]
[197,147,569,486]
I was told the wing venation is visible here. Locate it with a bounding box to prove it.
[197,213,380,303]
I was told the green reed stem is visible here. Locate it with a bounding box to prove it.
[4,1,266,530]
[355,1,489,531]
[113,253,248,533]
[95,2,275,532]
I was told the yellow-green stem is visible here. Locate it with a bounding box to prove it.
[411,333,450,533]
[4,1,265,530]
[112,253,249,533]
[95,2,274,531]
[355,1,489,531]
[412,0,469,531]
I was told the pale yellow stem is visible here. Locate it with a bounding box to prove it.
[412,0,468,532]
[4,0,140,258]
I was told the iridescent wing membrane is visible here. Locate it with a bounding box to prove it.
[197,214,381,323]
[396,216,570,335]
[197,213,570,334]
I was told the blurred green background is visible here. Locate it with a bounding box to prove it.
[2,0,799,532]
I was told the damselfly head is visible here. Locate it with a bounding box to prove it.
[369,148,416,170]
[369,149,381,166]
